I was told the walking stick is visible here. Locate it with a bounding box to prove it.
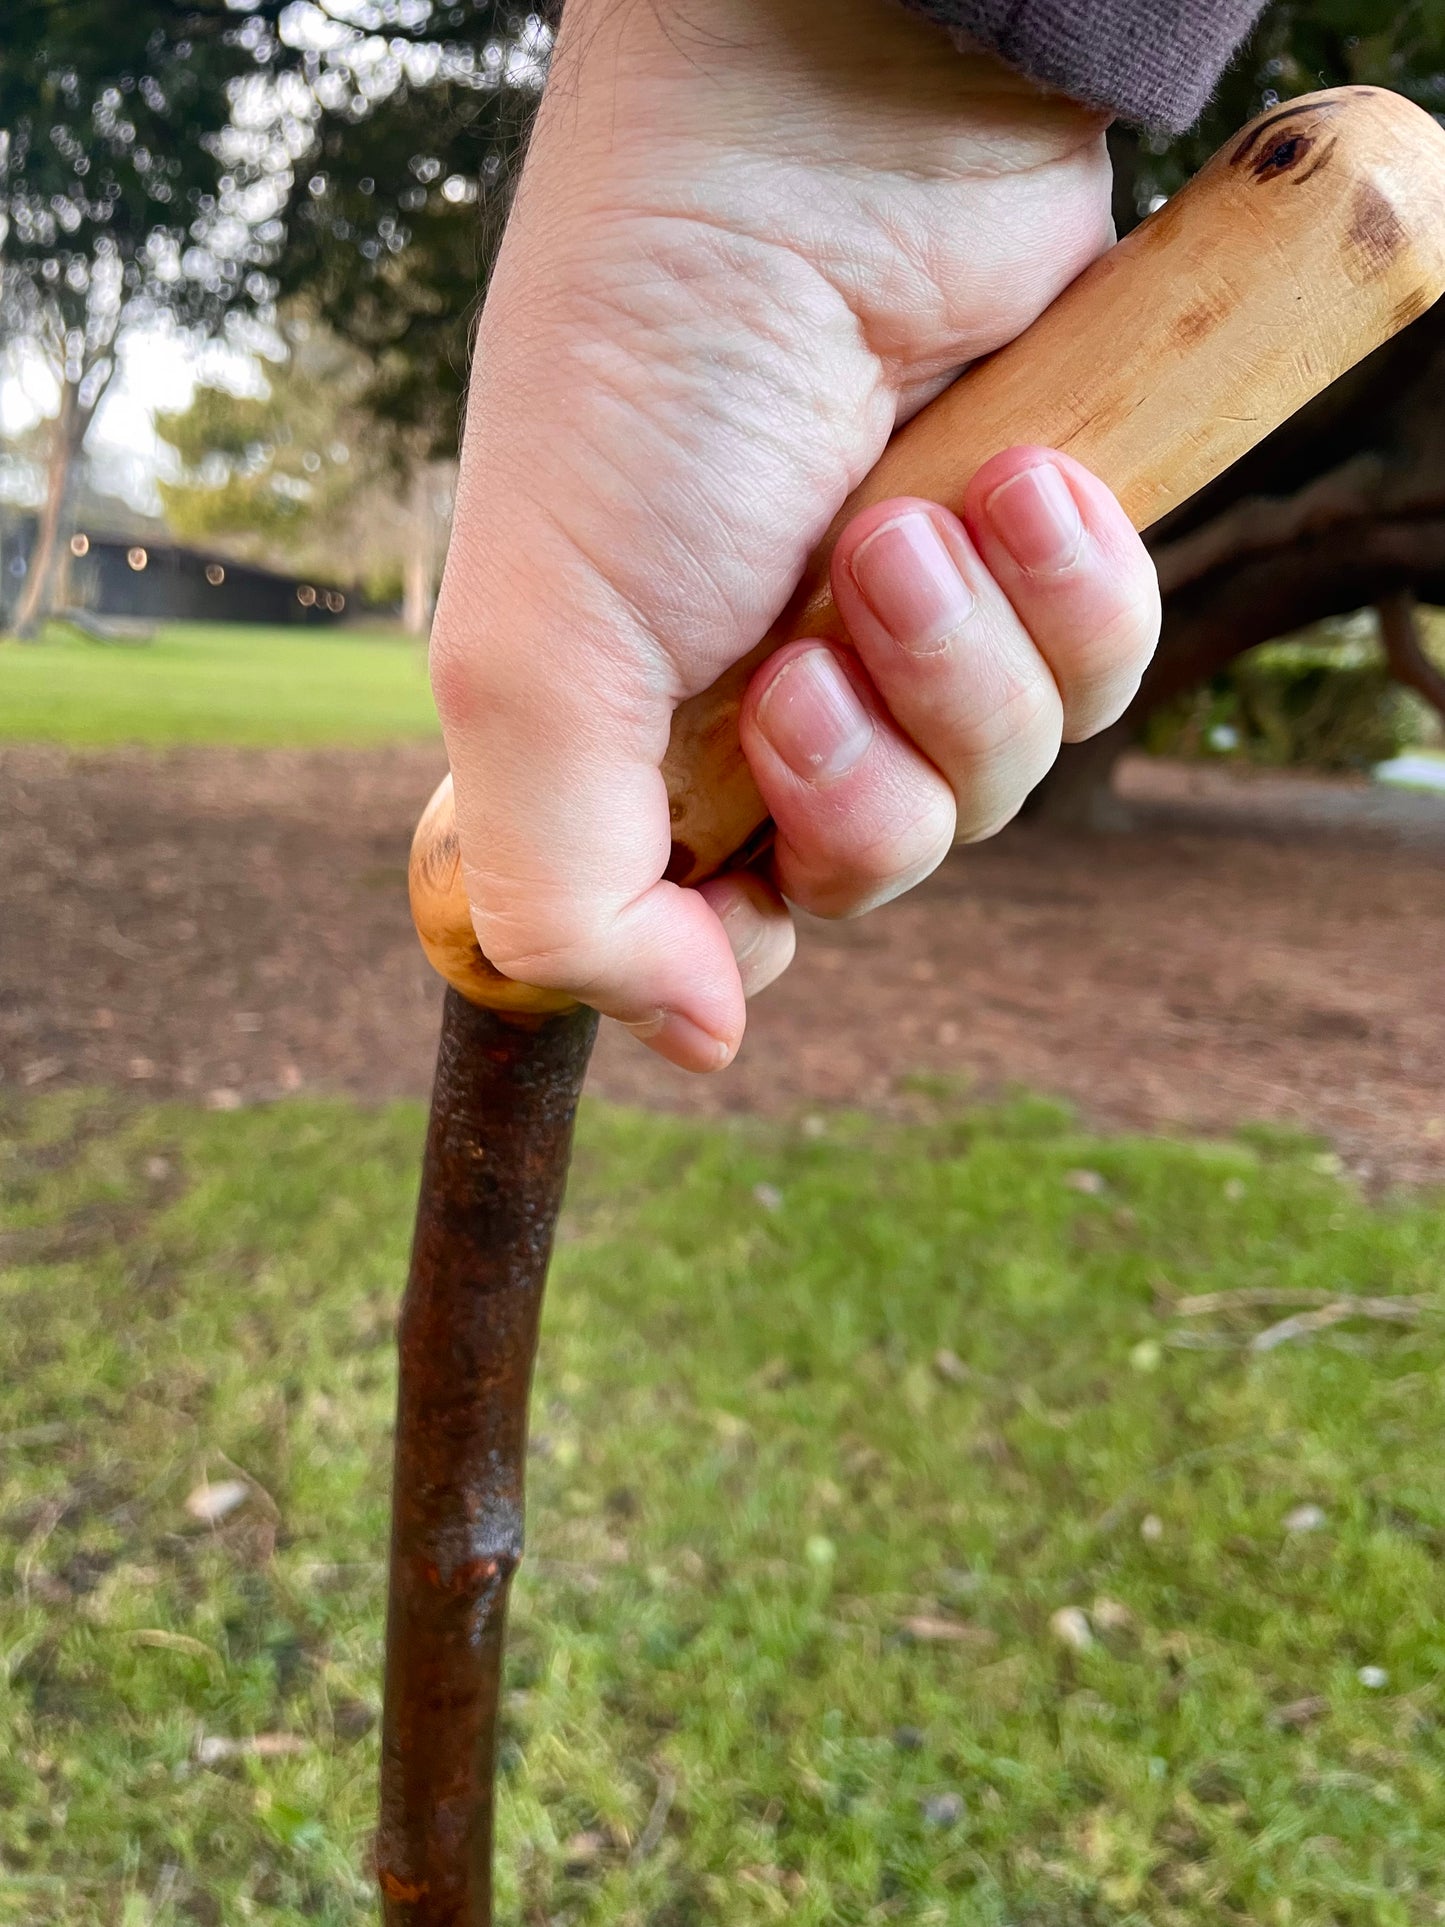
[377,86,1445,1924]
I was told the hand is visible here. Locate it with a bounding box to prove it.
[430,0,1160,1070]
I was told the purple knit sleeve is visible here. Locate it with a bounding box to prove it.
[903,0,1266,131]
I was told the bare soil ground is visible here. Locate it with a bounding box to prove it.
[3,742,1442,1184]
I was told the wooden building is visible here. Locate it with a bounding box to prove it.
[1,513,351,628]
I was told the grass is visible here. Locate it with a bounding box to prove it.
[0,622,439,747]
[2,1087,1445,1925]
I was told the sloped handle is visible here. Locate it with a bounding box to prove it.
[412,85,1445,1012]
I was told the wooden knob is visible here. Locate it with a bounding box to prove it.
[413,85,1445,1011]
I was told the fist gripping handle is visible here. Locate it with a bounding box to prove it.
[411,87,1445,1014]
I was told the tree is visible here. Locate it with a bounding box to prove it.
[271,4,549,456]
[1,0,547,638]
[1034,0,1445,818]
[1111,0,1445,225]
[0,1,298,635]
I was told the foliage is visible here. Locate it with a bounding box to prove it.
[0,1,545,630]
[1142,607,1445,771]
[1131,0,1445,210]
[3,1087,1445,1923]
[264,0,1445,459]
[1144,646,1415,770]
[0,1,295,631]
[0,0,546,364]
[0,620,438,747]
[272,4,549,452]
[154,317,451,598]
[159,383,316,547]
[0,1,281,367]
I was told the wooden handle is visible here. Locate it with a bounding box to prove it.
[413,85,1445,1012]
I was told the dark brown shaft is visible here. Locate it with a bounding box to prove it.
[377,989,599,1925]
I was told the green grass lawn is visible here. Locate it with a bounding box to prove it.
[0,622,439,747]
[3,1088,1444,1924]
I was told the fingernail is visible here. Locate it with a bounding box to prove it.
[622,1009,731,1069]
[850,511,974,655]
[709,887,763,967]
[620,1010,668,1040]
[984,463,1085,576]
[754,645,873,784]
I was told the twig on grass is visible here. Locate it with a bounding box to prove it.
[1250,1297,1426,1351]
[1175,1287,1430,1319]
[630,1767,678,1865]
[1163,1287,1432,1353]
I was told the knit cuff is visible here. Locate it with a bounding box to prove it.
[902,0,1265,132]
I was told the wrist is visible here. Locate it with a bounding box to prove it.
[510,0,1112,385]
[537,0,1106,177]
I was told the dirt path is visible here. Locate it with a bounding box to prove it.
[3,743,1442,1184]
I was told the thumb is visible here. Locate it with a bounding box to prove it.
[429,518,747,1073]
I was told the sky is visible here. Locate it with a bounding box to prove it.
[0,326,269,524]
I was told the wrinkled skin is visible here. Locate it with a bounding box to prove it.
[431,0,1160,1069]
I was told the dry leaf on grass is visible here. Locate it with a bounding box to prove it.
[630,1768,678,1864]
[131,1630,222,1668]
[899,1614,998,1649]
[1049,1606,1094,1652]
[1270,1695,1329,1730]
[1064,1169,1107,1195]
[184,1479,250,1526]
[932,1348,971,1385]
[1252,1299,1424,1351]
[197,1731,307,1765]
[1090,1596,1133,1631]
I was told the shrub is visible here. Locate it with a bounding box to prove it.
[1144,623,1430,772]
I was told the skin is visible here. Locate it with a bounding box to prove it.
[430,0,1161,1071]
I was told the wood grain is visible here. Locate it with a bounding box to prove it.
[410,85,1445,1012]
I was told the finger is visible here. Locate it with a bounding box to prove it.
[831,494,1064,842]
[961,447,1161,741]
[431,572,744,1075]
[738,639,957,918]
[696,871,796,999]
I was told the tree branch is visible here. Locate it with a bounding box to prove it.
[1377,589,1445,721]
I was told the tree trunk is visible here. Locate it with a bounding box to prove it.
[1377,589,1445,716]
[402,465,437,637]
[401,549,432,637]
[1027,719,1139,828]
[12,381,90,641]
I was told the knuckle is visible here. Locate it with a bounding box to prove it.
[951,667,1062,765]
[944,671,1062,835]
[428,624,492,732]
[1058,595,1160,741]
[958,798,1024,846]
[955,752,1046,842]
[789,790,955,918]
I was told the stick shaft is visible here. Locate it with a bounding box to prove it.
[378,991,599,1926]
[384,76,1445,1925]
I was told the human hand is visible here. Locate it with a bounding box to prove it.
[430,0,1161,1070]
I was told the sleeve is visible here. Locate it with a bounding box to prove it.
[902,0,1266,132]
